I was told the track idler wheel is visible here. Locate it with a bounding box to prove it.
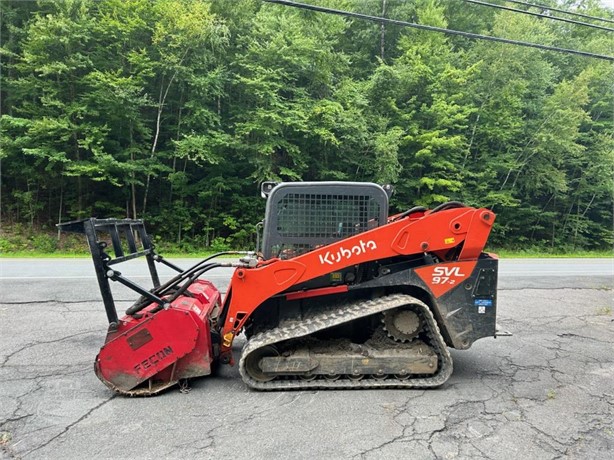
[382,307,423,342]
[244,346,279,382]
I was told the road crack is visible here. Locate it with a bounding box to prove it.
[1,330,100,367]
[21,396,116,457]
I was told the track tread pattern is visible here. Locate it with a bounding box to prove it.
[239,294,453,390]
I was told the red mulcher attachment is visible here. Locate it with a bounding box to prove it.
[95,280,220,395]
[59,219,242,395]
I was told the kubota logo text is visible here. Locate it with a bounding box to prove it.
[319,239,377,265]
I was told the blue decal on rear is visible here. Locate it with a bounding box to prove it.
[474,298,493,307]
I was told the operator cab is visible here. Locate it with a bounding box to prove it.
[260,182,391,259]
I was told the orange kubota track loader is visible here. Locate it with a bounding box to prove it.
[60,182,500,395]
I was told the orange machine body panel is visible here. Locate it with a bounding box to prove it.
[220,207,495,353]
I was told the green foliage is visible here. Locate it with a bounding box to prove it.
[0,223,87,254]
[1,0,612,251]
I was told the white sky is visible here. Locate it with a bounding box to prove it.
[599,0,614,9]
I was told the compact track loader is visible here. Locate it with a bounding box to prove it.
[60,181,500,395]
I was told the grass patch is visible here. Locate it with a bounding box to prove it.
[0,252,89,258]
[0,432,12,446]
[4,247,613,259]
[7,247,612,258]
[0,249,237,259]
[2,224,613,259]
[0,224,237,258]
[490,248,613,259]
[0,225,88,256]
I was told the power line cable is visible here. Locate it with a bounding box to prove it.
[262,0,614,61]
[502,0,614,25]
[459,0,614,32]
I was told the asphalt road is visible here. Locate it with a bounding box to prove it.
[0,258,612,459]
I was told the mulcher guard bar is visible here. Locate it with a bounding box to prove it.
[58,218,226,395]
[58,218,179,326]
[58,218,245,325]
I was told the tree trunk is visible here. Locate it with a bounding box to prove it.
[57,181,63,240]
[380,0,387,61]
[129,121,137,219]
[142,82,165,216]
[142,49,191,215]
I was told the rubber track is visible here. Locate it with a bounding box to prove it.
[239,294,453,390]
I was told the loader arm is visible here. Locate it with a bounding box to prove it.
[218,206,494,355]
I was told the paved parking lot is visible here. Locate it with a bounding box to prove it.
[1,258,612,459]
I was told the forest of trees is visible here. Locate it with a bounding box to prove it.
[1,0,613,252]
